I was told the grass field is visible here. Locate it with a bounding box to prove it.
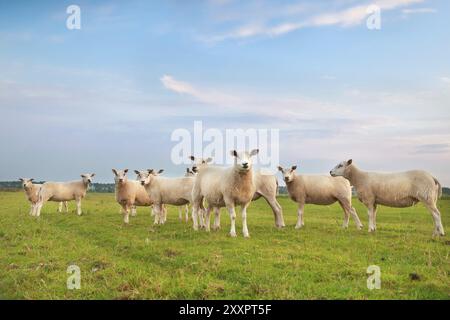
[0,191,448,300]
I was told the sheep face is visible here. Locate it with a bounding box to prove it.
[189,156,212,172]
[19,178,34,189]
[112,169,128,184]
[81,173,95,185]
[230,149,259,172]
[185,168,196,177]
[135,169,163,186]
[330,159,353,177]
[135,170,150,186]
[277,166,297,183]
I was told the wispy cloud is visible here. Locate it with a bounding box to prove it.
[440,76,450,84]
[202,0,426,42]
[402,7,436,14]
[161,75,241,106]
[414,143,450,154]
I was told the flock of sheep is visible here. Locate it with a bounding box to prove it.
[19,149,445,237]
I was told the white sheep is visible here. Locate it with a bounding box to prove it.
[112,169,154,224]
[190,157,285,229]
[178,167,196,222]
[136,169,196,225]
[19,178,68,215]
[278,165,363,230]
[191,149,259,237]
[34,174,95,217]
[330,159,444,236]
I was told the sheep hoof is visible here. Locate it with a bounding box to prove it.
[230,232,237,238]
[295,225,302,230]
[243,233,250,238]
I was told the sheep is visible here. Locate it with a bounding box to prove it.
[19,178,68,215]
[191,149,259,238]
[136,169,197,225]
[190,157,285,229]
[178,168,196,222]
[115,169,166,219]
[34,174,95,217]
[278,165,363,230]
[330,159,445,236]
[112,169,155,224]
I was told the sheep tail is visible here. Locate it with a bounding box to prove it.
[433,177,442,199]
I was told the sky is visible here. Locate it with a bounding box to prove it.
[0,0,449,184]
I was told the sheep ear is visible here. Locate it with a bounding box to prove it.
[277,166,283,172]
[158,169,164,174]
[189,155,195,161]
[186,168,190,173]
[147,169,154,174]
[30,178,34,182]
[19,178,24,181]
[250,149,259,156]
[112,169,118,176]
[91,173,95,177]
[206,157,213,163]
[230,150,238,157]
[134,170,140,175]
[291,165,297,171]
[347,159,353,165]
[124,169,128,174]
[81,174,86,178]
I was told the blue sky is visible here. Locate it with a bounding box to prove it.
[1,0,449,184]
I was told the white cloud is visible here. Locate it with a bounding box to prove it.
[161,74,241,106]
[202,0,427,42]
[402,7,436,14]
[440,76,450,84]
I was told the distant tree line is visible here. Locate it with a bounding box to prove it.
[1,181,449,196]
[0,181,115,193]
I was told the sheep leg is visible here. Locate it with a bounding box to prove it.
[367,204,376,232]
[34,201,43,217]
[153,204,161,225]
[213,207,221,230]
[204,207,212,232]
[263,195,285,228]
[58,202,63,213]
[241,203,250,238]
[338,200,350,229]
[29,204,34,216]
[350,207,363,229]
[123,204,130,224]
[226,205,237,237]
[178,206,183,221]
[423,202,445,236]
[64,201,69,213]
[131,205,137,217]
[185,204,189,222]
[192,204,200,231]
[162,205,167,224]
[198,207,205,229]
[75,198,82,216]
[373,205,378,230]
[295,203,304,229]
